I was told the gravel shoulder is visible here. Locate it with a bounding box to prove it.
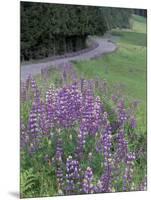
[21,36,118,81]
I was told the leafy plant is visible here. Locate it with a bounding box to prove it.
[20,169,39,197]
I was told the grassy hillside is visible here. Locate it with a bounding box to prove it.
[73,14,147,133]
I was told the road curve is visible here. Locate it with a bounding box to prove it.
[21,36,117,81]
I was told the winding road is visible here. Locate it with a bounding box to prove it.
[21,36,118,81]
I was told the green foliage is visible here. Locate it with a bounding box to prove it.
[20,137,58,197]
[20,169,39,197]
[21,2,132,61]
[21,2,106,60]
[100,7,132,30]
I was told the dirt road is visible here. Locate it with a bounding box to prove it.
[21,36,118,81]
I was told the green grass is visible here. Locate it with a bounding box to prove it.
[112,31,146,46]
[131,14,147,33]
[73,14,147,132]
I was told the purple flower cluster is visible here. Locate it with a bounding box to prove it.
[82,167,94,194]
[20,74,145,196]
[116,100,127,127]
[55,83,82,127]
[97,165,112,193]
[27,102,42,154]
[65,156,81,194]
[122,152,135,191]
[115,129,128,162]
[80,90,100,135]
[20,118,29,149]
[75,129,86,159]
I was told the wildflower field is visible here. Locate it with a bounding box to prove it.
[20,15,147,198]
[20,68,147,197]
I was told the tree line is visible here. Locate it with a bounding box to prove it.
[21,2,133,61]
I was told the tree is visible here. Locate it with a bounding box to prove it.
[21,2,132,61]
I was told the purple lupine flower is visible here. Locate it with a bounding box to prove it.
[45,85,58,128]
[30,78,37,91]
[115,129,128,162]
[94,96,104,124]
[55,129,64,191]
[60,83,82,125]
[80,89,101,135]
[55,84,82,127]
[100,112,112,164]
[122,152,135,191]
[56,87,71,127]
[111,127,136,192]
[138,175,147,191]
[130,116,137,129]
[65,156,81,195]
[68,83,82,122]
[80,79,94,94]
[28,102,40,134]
[75,129,86,159]
[27,101,42,154]
[96,112,113,193]
[97,165,112,193]
[29,77,41,102]
[93,111,113,193]
[96,112,112,156]
[117,100,127,127]
[80,78,85,93]
[110,129,128,191]
[55,133,63,162]
[20,118,28,149]
[45,84,57,104]
[82,167,94,194]
[57,167,64,194]
[46,102,55,129]
[39,101,50,135]
[75,89,102,158]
